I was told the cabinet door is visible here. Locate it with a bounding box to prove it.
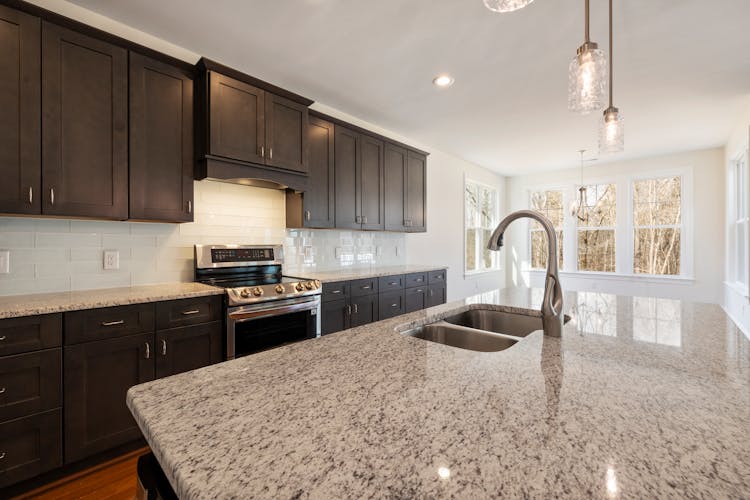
[265,93,307,173]
[0,409,62,488]
[384,143,407,231]
[351,295,377,328]
[427,284,447,308]
[405,286,427,313]
[0,6,40,215]
[129,52,194,222]
[208,71,265,164]
[321,299,349,335]
[405,151,427,232]
[64,333,154,463]
[359,134,385,230]
[0,348,61,422]
[334,126,361,230]
[304,116,335,228]
[41,22,128,219]
[155,321,222,379]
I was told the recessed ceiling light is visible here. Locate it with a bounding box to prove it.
[432,74,455,88]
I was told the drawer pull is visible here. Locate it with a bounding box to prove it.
[417,289,424,293]
[181,309,201,316]
[0,336,6,341]
[0,387,5,394]
[361,285,370,290]
[389,282,398,286]
[391,303,398,308]
[161,339,167,356]
[145,342,150,359]
[331,290,341,294]
[101,320,125,327]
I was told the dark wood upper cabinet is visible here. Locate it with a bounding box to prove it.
[359,135,385,230]
[208,71,265,165]
[0,5,40,215]
[384,143,407,231]
[405,150,427,232]
[129,52,194,222]
[265,93,307,173]
[41,21,128,220]
[334,125,361,230]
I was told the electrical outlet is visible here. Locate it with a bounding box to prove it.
[395,246,400,257]
[335,247,342,259]
[103,250,119,270]
[0,250,9,274]
[376,246,382,256]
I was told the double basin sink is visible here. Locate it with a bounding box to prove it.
[403,308,570,352]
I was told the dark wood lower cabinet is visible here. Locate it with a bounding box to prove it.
[0,409,62,487]
[379,290,405,320]
[427,284,447,308]
[350,295,378,328]
[405,286,427,313]
[63,333,154,463]
[155,322,222,378]
[321,299,349,335]
[0,349,61,422]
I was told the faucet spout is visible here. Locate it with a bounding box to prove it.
[487,210,564,337]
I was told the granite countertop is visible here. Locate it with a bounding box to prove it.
[127,287,750,499]
[283,265,448,283]
[0,282,224,319]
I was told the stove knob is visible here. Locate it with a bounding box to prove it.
[304,281,314,290]
[295,282,305,292]
[314,280,321,288]
[275,285,285,294]
[252,287,263,297]
[240,288,251,298]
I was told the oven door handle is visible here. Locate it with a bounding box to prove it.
[228,300,319,322]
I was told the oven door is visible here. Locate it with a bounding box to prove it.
[226,295,320,359]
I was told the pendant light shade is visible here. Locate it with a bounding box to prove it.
[483,0,534,13]
[599,0,624,153]
[568,0,608,114]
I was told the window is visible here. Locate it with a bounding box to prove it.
[633,176,682,275]
[576,183,616,272]
[529,190,563,269]
[733,153,748,288]
[465,180,500,273]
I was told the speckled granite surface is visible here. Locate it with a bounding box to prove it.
[0,282,224,319]
[283,265,447,283]
[127,287,750,499]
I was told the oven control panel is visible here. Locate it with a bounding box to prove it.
[211,248,274,263]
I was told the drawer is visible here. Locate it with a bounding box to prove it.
[379,290,405,320]
[0,314,61,357]
[404,286,427,313]
[378,275,405,292]
[65,303,155,345]
[405,272,427,288]
[428,269,447,284]
[350,278,378,297]
[0,409,62,488]
[156,296,222,330]
[0,349,61,422]
[322,281,350,302]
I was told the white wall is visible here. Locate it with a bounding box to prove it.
[504,148,725,304]
[723,103,750,337]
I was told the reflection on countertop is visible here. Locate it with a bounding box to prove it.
[127,287,750,499]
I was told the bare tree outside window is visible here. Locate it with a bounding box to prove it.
[530,190,563,269]
[465,181,499,273]
[633,176,681,275]
[577,183,616,272]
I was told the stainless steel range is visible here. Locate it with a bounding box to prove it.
[194,244,321,359]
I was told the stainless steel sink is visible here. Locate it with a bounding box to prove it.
[443,309,544,338]
[403,323,518,352]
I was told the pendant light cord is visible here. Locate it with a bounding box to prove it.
[584,0,590,42]
[608,0,614,108]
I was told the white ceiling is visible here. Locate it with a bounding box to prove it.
[68,0,750,175]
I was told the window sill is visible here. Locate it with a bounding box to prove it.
[528,269,695,285]
[724,281,749,298]
[464,268,503,278]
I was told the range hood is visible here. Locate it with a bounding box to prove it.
[196,156,308,192]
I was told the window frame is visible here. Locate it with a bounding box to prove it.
[464,177,501,276]
[528,187,566,271]
[731,149,749,292]
[574,182,618,273]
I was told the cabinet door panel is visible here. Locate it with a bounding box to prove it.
[384,143,407,231]
[334,126,360,229]
[405,287,427,313]
[0,409,61,487]
[64,333,154,463]
[208,72,265,164]
[379,290,405,320]
[304,116,335,228]
[0,6,40,215]
[406,151,427,232]
[265,93,307,173]
[42,22,128,219]
[359,135,385,230]
[351,295,377,328]
[427,284,447,308]
[0,314,61,357]
[155,321,222,379]
[0,348,61,422]
[130,52,193,222]
[321,299,349,335]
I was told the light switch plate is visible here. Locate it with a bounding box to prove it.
[103,250,119,270]
[0,250,9,274]
[376,246,382,256]
[335,247,342,259]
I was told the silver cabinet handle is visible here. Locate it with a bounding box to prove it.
[269,148,273,159]
[430,290,434,297]
[389,282,398,286]
[29,187,33,204]
[181,309,200,316]
[50,187,55,205]
[362,216,368,224]
[346,305,352,315]
[304,210,311,221]
[188,200,192,213]
[355,216,361,224]
[161,339,167,356]
[362,285,370,290]
[145,342,150,359]
[261,146,265,157]
[353,304,358,314]
[417,289,424,293]
[0,336,6,341]
[0,452,5,460]
[331,289,341,294]
[101,320,124,327]
[391,303,398,308]
[0,387,5,394]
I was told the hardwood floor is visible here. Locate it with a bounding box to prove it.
[11,447,149,500]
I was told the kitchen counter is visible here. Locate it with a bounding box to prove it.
[127,287,750,499]
[0,282,224,319]
[283,265,448,283]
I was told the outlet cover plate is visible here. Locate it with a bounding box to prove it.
[0,250,9,274]
[103,250,119,270]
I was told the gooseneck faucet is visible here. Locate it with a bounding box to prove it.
[487,210,564,337]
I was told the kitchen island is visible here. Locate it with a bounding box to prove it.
[127,287,750,498]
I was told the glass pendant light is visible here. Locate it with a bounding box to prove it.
[569,150,590,222]
[568,0,608,114]
[483,0,534,13]
[599,0,624,153]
